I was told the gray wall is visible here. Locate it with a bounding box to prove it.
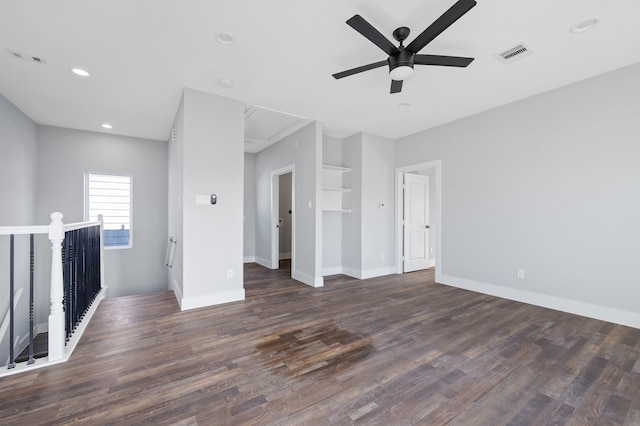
[178,89,245,308]
[243,153,256,261]
[396,62,640,326]
[340,133,395,278]
[322,136,343,274]
[360,133,395,275]
[255,121,323,286]
[0,93,38,365]
[168,95,185,297]
[36,125,169,299]
[341,134,363,275]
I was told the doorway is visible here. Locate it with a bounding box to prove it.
[395,160,441,274]
[271,165,295,273]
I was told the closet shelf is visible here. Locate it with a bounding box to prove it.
[322,165,351,173]
[322,186,351,193]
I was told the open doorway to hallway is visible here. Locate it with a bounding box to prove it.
[271,165,295,275]
[278,172,293,272]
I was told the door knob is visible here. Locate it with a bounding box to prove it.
[425,225,430,229]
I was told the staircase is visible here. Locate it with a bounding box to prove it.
[1,212,106,376]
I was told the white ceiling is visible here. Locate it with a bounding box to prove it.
[1,0,639,150]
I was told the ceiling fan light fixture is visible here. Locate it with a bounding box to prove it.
[389,65,414,81]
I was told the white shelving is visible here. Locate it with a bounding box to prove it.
[322,164,351,213]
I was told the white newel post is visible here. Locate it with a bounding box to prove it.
[48,212,65,361]
[98,214,105,289]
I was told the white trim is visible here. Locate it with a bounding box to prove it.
[243,256,256,263]
[172,279,183,309]
[292,270,323,287]
[64,287,106,356]
[428,259,436,268]
[180,289,245,311]
[255,256,272,269]
[0,225,48,236]
[395,160,442,275]
[270,164,295,272]
[0,287,106,378]
[63,221,101,232]
[437,273,640,330]
[279,252,291,260]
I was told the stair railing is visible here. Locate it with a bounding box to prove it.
[1,212,105,376]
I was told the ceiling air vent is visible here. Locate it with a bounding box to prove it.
[6,49,47,64]
[494,43,533,65]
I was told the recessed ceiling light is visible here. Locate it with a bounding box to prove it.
[397,102,412,109]
[101,123,112,129]
[570,18,599,34]
[71,68,90,77]
[218,78,234,88]
[217,32,235,45]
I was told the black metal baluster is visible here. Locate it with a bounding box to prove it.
[28,233,35,364]
[8,235,15,369]
[63,231,71,341]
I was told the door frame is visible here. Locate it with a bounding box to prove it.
[271,164,295,270]
[395,160,441,274]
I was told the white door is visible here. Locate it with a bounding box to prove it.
[403,173,430,272]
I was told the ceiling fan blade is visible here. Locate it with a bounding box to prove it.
[332,60,388,79]
[390,80,403,94]
[346,15,399,56]
[406,0,477,54]
[414,54,474,67]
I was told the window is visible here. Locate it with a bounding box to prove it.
[86,173,132,248]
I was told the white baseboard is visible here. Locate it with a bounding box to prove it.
[64,287,107,357]
[292,270,324,288]
[243,256,256,263]
[172,279,183,309]
[428,259,436,268]
[255,256,271,269]
[437,272,640,330]
[279,253,291,260]
[180,289,245,311]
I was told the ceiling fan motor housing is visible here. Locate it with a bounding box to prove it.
[388,49,415,73]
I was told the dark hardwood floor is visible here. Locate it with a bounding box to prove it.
[1,263,639,425]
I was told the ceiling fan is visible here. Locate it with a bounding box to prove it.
[332,0,477,94]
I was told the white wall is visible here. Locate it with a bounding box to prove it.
[255,121,323,287]
[243,153,256,262]
[0,93,38,365]
[396,62,640,328]
[36,125,169,299]
[177,89,245,309]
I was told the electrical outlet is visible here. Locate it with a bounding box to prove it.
[227,269,233,279]
[516,269,525,280]
[429,247,434,255]
[380,253,385,260]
